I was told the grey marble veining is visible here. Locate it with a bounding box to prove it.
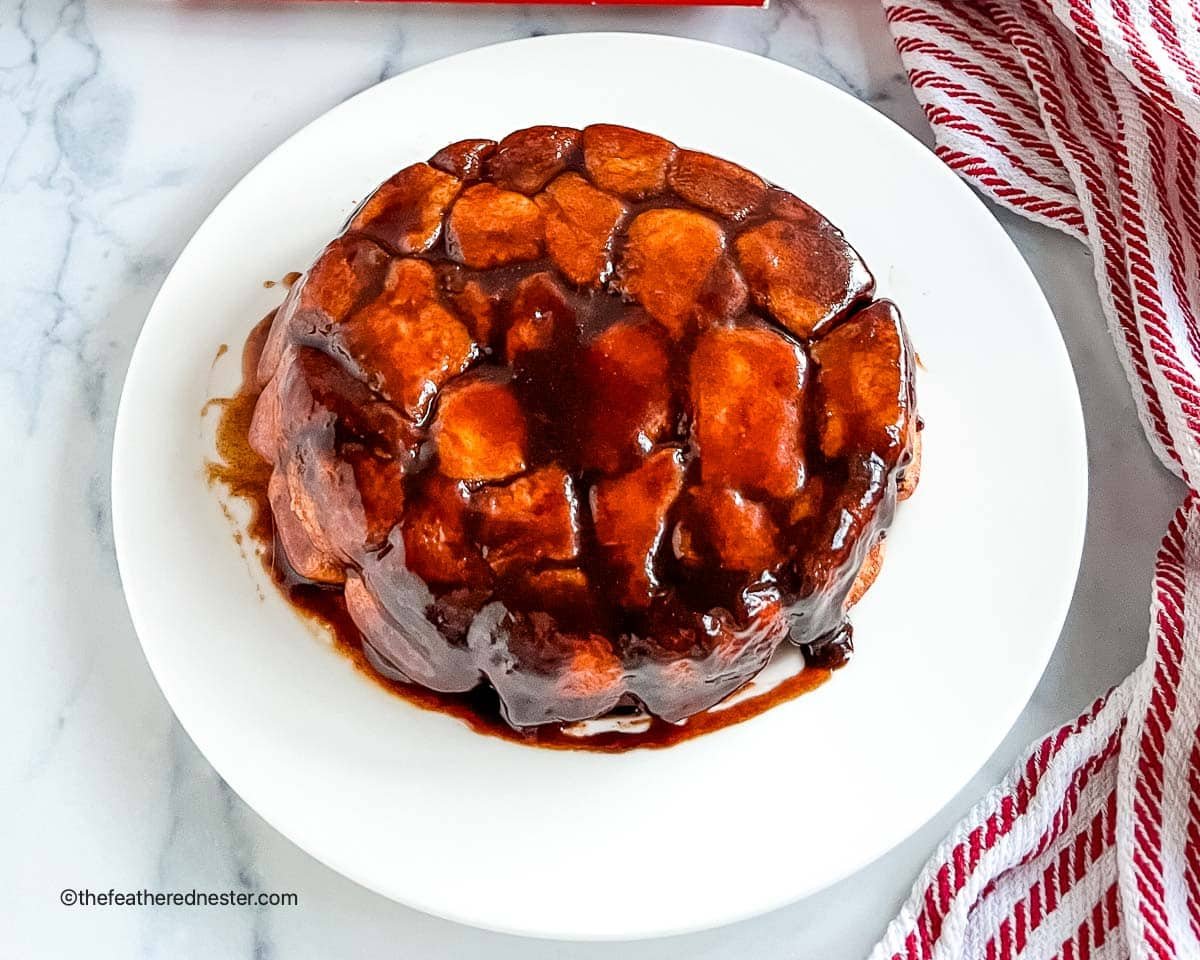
[0,1,1182,957]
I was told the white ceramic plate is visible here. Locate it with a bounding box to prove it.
[112,34,1086,941]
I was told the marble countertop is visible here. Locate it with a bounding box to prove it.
[1,1,1183,956]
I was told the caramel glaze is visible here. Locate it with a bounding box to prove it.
[281,563,830,751]
[213,125,919,745]
[208,312,830,751]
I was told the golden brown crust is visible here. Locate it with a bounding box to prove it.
[845,540,886,609]
[336,259,477,421]
[487,126,581,195]
[348,163,461,254]
[535,172,628,287]
[615,208,744,338]
[429,139,496,180]
[736,219,874,339]
[581,124,676,199]
[444,183,544,268]
[668,149,767,220]
[899,429,923,501]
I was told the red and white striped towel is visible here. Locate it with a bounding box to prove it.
[874,3,1200,958]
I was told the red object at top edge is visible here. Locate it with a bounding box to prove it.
[278,0,766,6]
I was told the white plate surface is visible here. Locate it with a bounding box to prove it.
[112,33,1086,941]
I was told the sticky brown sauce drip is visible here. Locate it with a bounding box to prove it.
[205,312,829,751]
